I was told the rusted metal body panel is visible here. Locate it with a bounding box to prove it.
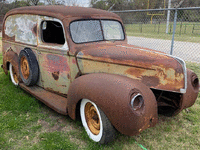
[2,14,78,95]
[38,50,71,94]
[2,41,38,77]
[76,44,185,93]
[3,6,121,23]
[19,83,68,115]
[177,69,199,113]
[67,73,158,136]
[4,15,37,45]
[2,47,19,75]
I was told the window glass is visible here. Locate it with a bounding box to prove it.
[70,20,124,43]
[101,20,124,40]
[41,21,65,44]
[70,20,103,43]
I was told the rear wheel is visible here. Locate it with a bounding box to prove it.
[80,99,116,144]
[9,63,19,86]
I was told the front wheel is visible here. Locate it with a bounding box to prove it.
[80,99,116,144]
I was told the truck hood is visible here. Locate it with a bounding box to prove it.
[76,44,186,93]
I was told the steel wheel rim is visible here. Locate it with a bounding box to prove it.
[85,102,100,135]
[20,56,30,79]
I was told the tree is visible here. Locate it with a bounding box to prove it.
[90,0,200,11]
[27,0,40,5]
[46,0,78,6]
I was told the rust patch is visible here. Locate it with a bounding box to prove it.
[67,73,71,79]
[126,68,146,76]
[77,45,185,92]
[72,58,76,64]
[5,6,120,22]
[141,76,160,87]
[46,54,70,73]
[3,48,19,76]
[4,34,15,41]
[32,25,37,36]
[52,71,59,80]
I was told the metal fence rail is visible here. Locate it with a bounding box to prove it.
[112,7,200,63]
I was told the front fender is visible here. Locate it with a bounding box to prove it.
[67,73,158,136]
[174,69,199,115]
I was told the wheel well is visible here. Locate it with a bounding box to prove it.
[6,62,10,70]
[75,99,82,121]
[151,88,182,116]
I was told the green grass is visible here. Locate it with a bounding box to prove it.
[186,62,200,78]
[125,22,200,43]
[0,53,200,150]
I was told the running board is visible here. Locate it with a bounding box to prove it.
[19,83,68,115]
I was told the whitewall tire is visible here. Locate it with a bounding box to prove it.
[80,99,116,144]
[9,63,19,86]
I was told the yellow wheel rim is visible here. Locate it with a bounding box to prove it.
[20,56,30,79]
[85,102,100,135]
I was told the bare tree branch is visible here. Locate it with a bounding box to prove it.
[174,0,185,8]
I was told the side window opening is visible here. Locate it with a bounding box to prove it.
[41,21,65,45]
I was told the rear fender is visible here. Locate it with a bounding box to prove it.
[3,49,19,77]
[67,73,158,136]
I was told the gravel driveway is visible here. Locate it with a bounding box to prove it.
[127,36,200,63]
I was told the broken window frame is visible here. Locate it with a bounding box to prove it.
[38,17,69,51]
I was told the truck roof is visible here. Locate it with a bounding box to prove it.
[5,5,120,20]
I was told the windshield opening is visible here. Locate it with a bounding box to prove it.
[70,20,124,44]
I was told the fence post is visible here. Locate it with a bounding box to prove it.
[166,0,172,34]
[170,9,178,55]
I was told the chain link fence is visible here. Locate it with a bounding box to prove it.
[113,7,200,63]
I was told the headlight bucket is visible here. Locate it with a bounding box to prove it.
[130,93,144,111]
[191,74,199,89]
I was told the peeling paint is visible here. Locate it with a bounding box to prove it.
[37,16,69,50]
[46,54,70,73]
[52,71,59,80]
[76,45,185,93]
[5,15,37,45]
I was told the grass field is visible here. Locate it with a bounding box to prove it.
[0,51,200,149]
[125,22,200,43]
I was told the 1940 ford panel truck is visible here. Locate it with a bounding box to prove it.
[1,6,199,144]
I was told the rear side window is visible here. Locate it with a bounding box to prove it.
[41,21,65,45]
